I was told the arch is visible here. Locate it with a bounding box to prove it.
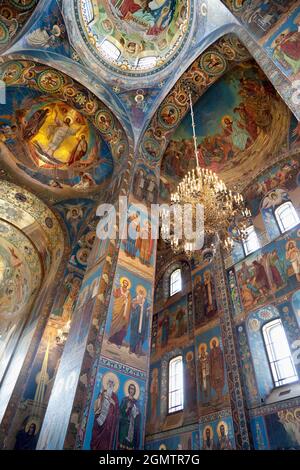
[0,59,134,197]
[275,201,300,234]
[156,259,191,302]
[140,25,298,172]
[0,1,39,54]
[140,33,251,167]
[0,179,67,423]
[168,355,184,413]
[262,318,298,387]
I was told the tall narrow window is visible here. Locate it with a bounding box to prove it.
[243,225,260,256]
[263,319,298,387]
[170,268,182,296]
[275,201,300,234]
[168,356,184,413]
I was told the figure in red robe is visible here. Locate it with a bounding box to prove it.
[114,0,141,18]
[90,378,119,450]
[276,31,300,62]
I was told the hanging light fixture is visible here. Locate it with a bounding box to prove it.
[161,89,252,259]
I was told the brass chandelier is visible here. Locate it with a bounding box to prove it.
[161,90,252,259]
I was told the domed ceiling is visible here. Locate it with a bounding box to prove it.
[159,60,292,200]
[0,61,128,196]
[74,0,192,75]
[0,220,41,324]
[0,179,65,333]
[0,179,65,384]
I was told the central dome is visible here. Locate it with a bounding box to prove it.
[75,0,192,76]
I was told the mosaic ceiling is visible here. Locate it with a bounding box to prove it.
[0,60,128,196]
[0,0,39,53]
[0,180,64,331]
[159,59,292,201]
[0,221,41,324]
[73,0,193,76]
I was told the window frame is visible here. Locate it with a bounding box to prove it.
[168,355,184,414]
[242,225,260,256]
[262,318,298,388]
[274,201,300,234]
[169,268,182,297]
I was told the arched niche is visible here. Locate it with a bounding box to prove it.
[0,59,131,199]
[0,180,67,422]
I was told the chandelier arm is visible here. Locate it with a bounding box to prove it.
[188,90,200,171]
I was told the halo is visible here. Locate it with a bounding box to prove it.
[86,231,96,247]
[221,115,233,127]
[186,351,194,361]
[203,425,214,439]
[25,417,41,435]
[102,372,120,393]
[294,408,300,423]
[272,29,290,48]
[63,115,74,125]
[136,284,147,297]
[210,336,220,349]
[124,379,140,400]
[120,277,131,289]
[248,318,260,332]
[286,411,295,423]
[286,240,296,250]
[217,421,228,436]
[198,343,207,354]
[76,248,89,265]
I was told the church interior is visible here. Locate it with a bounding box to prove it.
[0,0,300,452]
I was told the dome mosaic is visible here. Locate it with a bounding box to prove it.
[76,0,193,76]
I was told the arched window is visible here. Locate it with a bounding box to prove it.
[170,268,182,297]
[100,40,121,60]
[275,201,300,234]
[262,319,298,387]
[168,356,184,413]
[243,225,260,256]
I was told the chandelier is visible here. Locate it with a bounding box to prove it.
[161,90,252,259]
